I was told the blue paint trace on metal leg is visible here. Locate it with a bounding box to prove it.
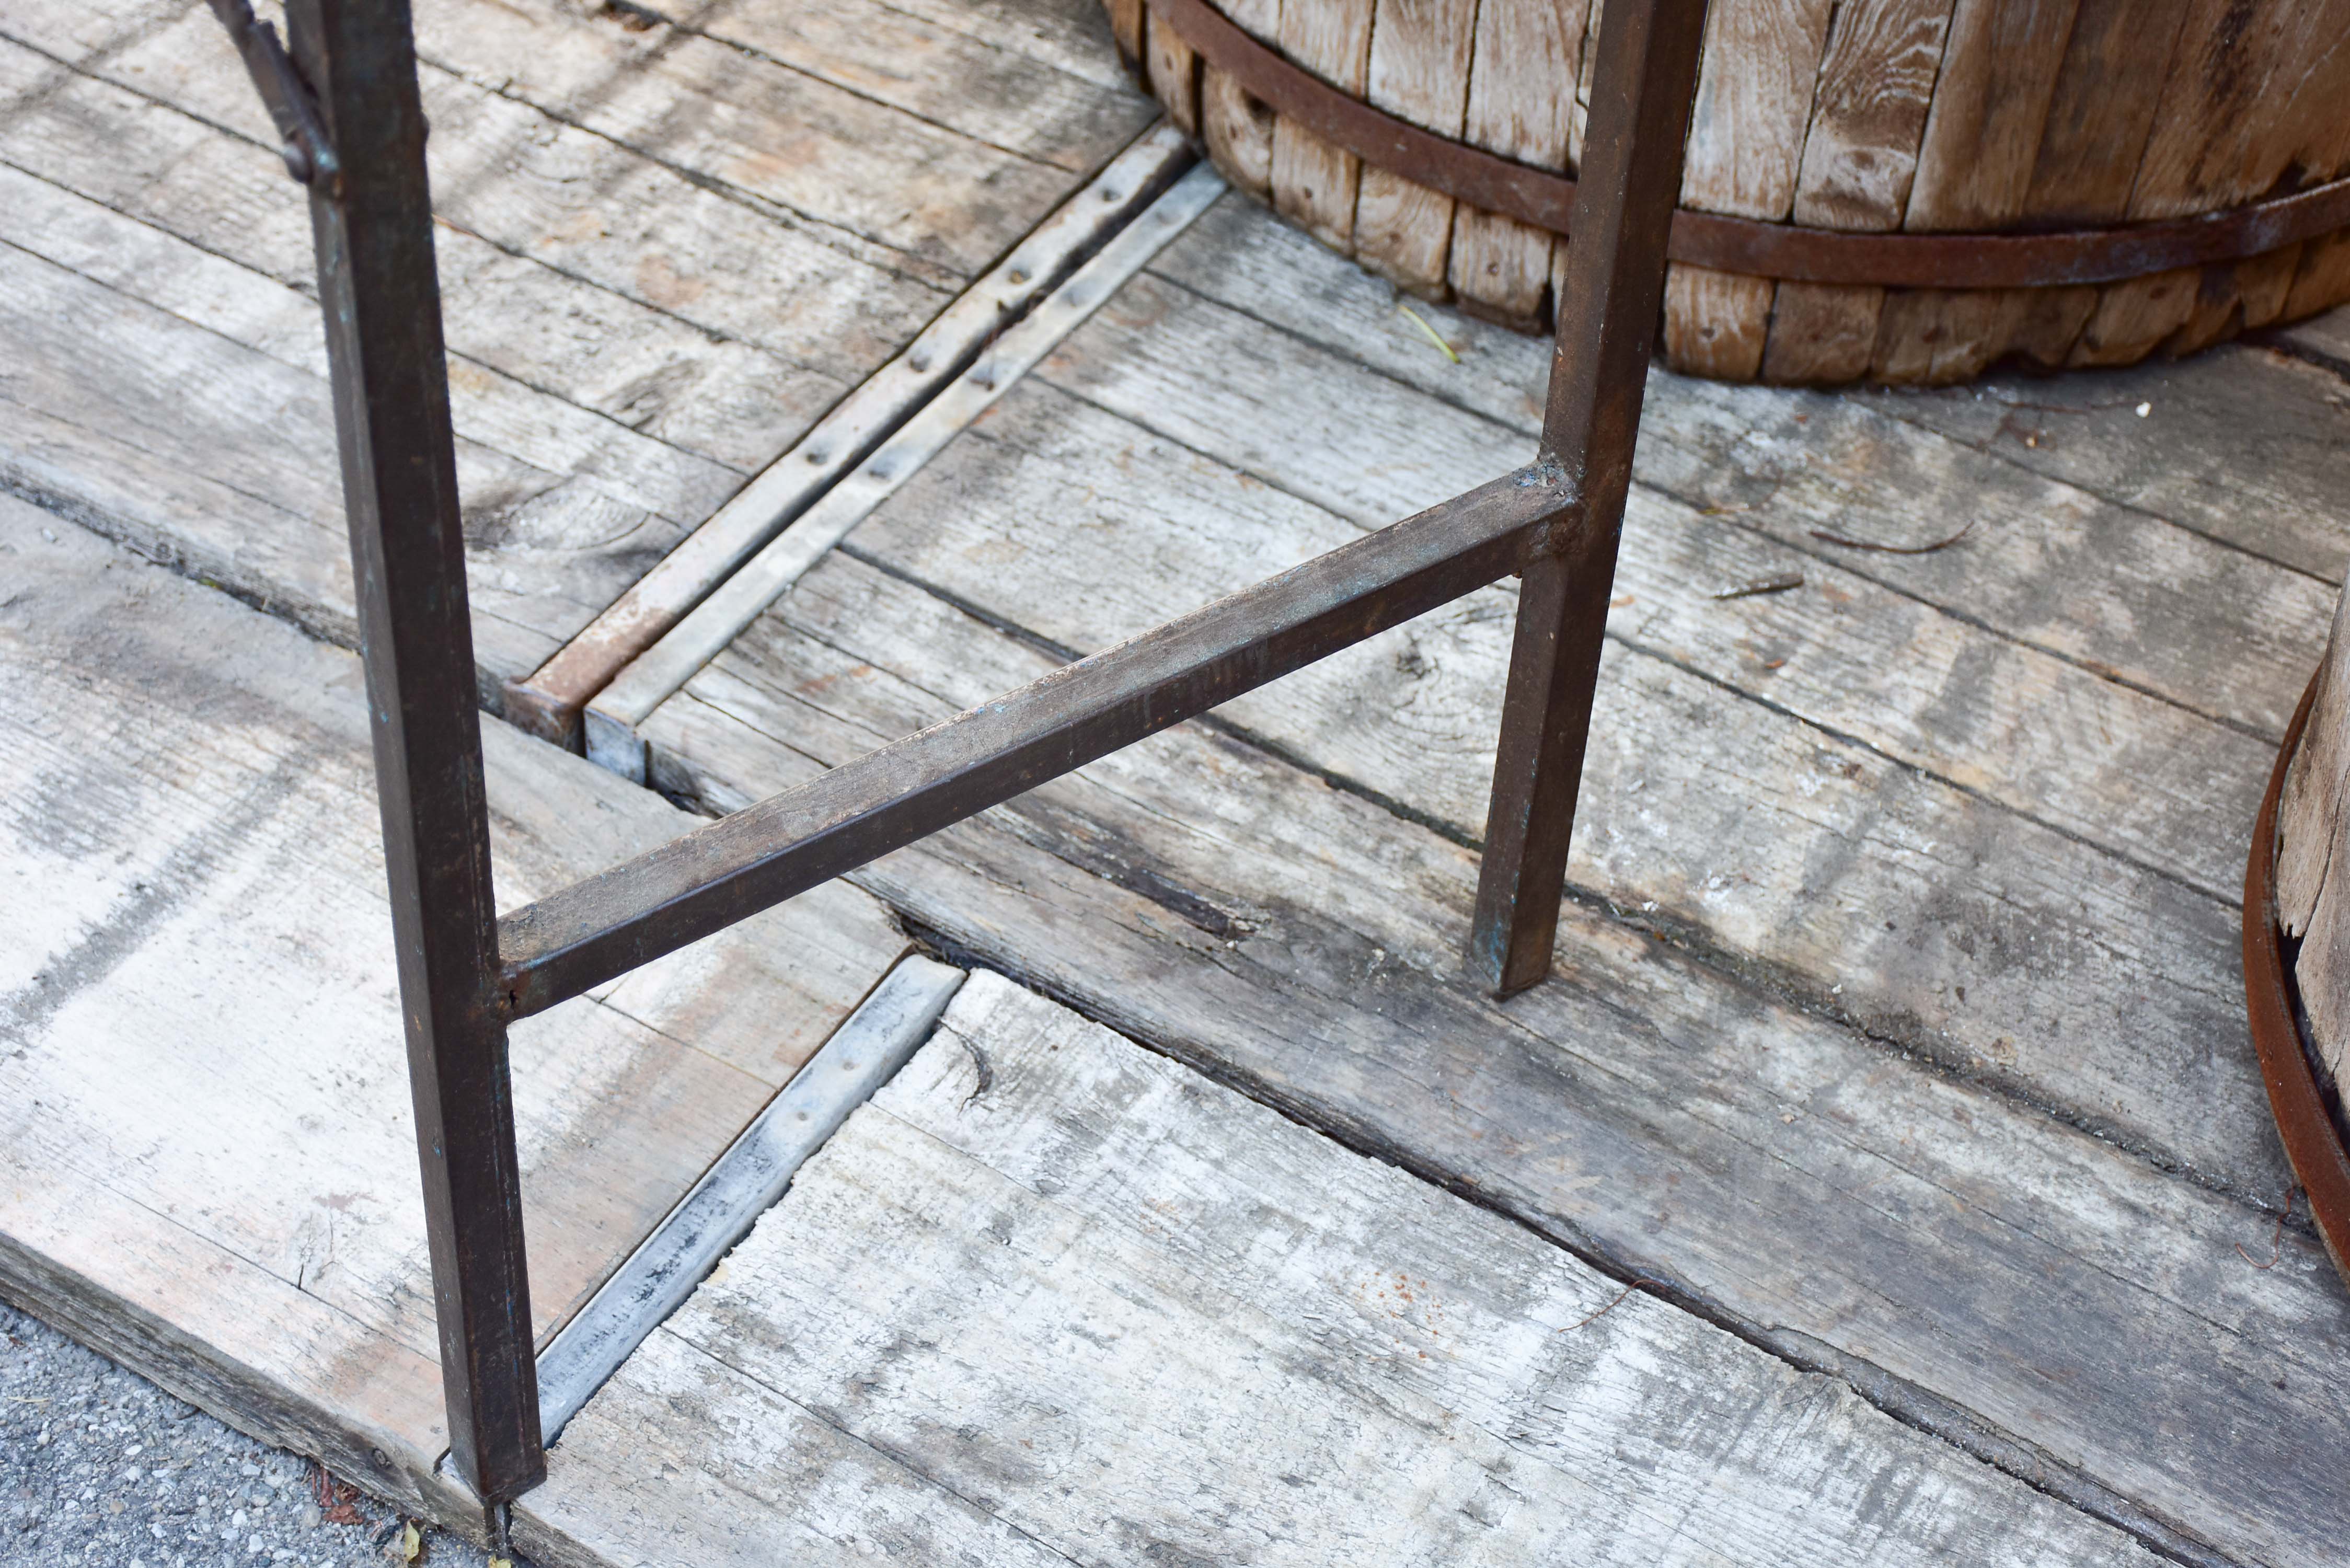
[532,955,968,1442]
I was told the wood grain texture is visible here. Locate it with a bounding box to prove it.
[1201,66,1278,195]
[400,0,1108,278]
[1108,0,1147,64]
[1790,0,1955,230]
[1444,0,1583,325]
[638,533,2347,1566]
[1904,0,2080,230]
[7,0,955,367]
[1761,281,1886,383]
[1118,0,2350,382]
[883,0,1137,88]
[1270,0,1375,248]
[859,360,2275,1184]
[1843,337,2350,580]
[2023,0,2191,225]
[510,123,1196,744]
[534,957,965,1444]
[0,47,846,478]
[1683,0,1837,221]
[2129,0,2350,224]
[580,163,1228,761]
[2073,0,2350,366]
[0,3,977,700]
[547,970,2160,1567]
[1145,4,1202,133]
[626,0,1155,174]
[2285,232,2350,323]
[885,0,1138,91]
[0,222,586,695]
[520,1325,1070,1568]
[1200,0,1283,196]
[1134,205,2328,737]
[1278,0,1372,251]
[0,500,907,1523]
[2282,573,2350,1082]
[1864,0,2076,379]
[916,193,2330,1183]
[2279,585,2350,935]
[1760,0,1952,383]
[0,0,1160,734]
[1664,0,1834,377]
[1352,0,1478,297]
[1664,264,1775,379]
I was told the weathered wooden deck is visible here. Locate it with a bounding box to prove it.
[5,2,2349,1564]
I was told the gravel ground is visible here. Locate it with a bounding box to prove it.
[1,1298,534,1568]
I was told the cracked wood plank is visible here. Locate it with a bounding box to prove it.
[537,970,2161,1566]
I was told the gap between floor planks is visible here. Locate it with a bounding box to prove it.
[0,497,915,1527]
[9,9,2341,1542]
[520,973,2172,1568]
[813,199,2301,1195]
[632,551,2342,1568]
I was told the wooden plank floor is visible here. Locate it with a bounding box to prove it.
[520,973,2163,1566]
[0,492,912,1520]
[5,0,2349,1562]
[629,195,2350,1566]
[0,0,1151,695]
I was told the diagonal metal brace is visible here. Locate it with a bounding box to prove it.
[202,0,341,191]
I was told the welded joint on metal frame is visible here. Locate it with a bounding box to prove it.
[580,161,1234,785]
[202,0,340,190]
[528,955,966,1444]
[497,467,1573,1020]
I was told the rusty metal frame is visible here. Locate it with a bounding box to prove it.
[1144,0,2350,290]
[207,0,1711,1516]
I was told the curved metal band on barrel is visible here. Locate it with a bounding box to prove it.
[2243,672,2350,1289]
[1147,0,2350,289]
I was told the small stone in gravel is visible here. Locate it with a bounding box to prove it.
[1,1299,532,1568]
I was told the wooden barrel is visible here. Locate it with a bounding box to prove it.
[1105,0,2350,385]
[2260,580,2350,1287]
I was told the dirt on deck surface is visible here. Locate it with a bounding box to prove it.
[0,1299,528,1568]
